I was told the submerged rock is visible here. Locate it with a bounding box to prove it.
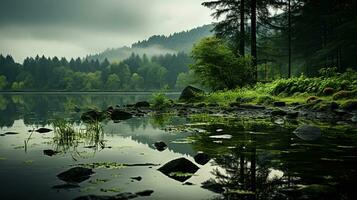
[293,125,321,141]
[179,86,204,101]
[158,157,199,182]
[110,109,132,121]
[194,152,210,165]
[135,190,154,196]
[57,167,94,183]
[43,149,59,157]
[154,141,167,151]
[74,192,138,200]
[36,128,53,133]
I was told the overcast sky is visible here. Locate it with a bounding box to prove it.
[0,0,213,62]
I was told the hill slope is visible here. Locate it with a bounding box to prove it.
[87,24,213,62]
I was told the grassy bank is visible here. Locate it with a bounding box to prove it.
[198,70,357,109]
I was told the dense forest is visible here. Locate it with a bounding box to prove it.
[190,0,357,88]
[0,53,191,91]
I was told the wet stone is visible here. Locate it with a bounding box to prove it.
[57,167,94,183]
[135,190,154,196]
[81,110,105,122]
[158,157,199,182]
[154,141,167,151]
[43,149,59,156]
[110,109,133,121]
[130,176,142,181]
[194,152,211,165]
[36,128,53,133]
[3,132,19,135]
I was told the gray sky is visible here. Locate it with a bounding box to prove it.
[0,0,212,62]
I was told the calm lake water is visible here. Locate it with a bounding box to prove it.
[0,93,356,200]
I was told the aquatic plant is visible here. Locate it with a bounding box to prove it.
[52,119,105,154]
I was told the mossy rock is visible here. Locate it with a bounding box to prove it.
[322,87,334,96]
[179,86,205,102]
[306,96,319,103]
[332,89,357,100]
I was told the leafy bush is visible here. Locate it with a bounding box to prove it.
[191,37,255,90]
[269,69,357,96]
[151,92,171,110]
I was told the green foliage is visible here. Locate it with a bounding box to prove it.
[0,52,191,91]
[0,75,7,89]
[191,37,255,90]
[150,92,171,110]
[269,69,357,96]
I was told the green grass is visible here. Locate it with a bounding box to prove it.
[201,70,357,107]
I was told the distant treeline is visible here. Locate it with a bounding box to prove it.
[0,52,191,91]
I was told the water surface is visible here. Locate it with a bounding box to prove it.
[0,93,356,200]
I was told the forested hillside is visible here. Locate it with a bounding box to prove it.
[0,53,191,91]
[0,25,215,91]
[87,24,213,62]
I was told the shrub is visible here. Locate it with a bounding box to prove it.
[191,37,255,90]
[151,92,171,110]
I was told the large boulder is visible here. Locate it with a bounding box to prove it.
[110,109,133,121]
[293,125,321,141]
[57,167,94,183]
[179,86,204,101]
[158,157,199,182]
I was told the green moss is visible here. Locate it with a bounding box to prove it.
[333,89,357,100]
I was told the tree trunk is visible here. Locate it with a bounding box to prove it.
[251,0,257,81]
[288,0,292,78]
[240,0,245,56]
